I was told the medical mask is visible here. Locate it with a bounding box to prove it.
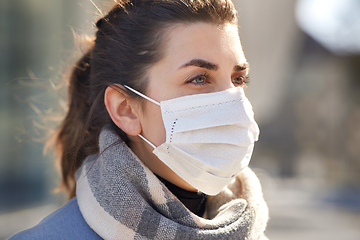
[124,85,259,195]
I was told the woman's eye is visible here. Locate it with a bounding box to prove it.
[189,74,209,85]
[232,75,249,86]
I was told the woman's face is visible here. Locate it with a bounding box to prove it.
[128,22,248,190]
[139,22,249,147]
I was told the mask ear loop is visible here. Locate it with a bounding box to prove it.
[124,85,160,106]
[123,85,160,149]
[138,134,156,149]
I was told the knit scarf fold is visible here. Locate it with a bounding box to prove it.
[76,127,269,240]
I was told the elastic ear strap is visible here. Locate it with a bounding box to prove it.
[138,134,156,149]
[124,85,161,106]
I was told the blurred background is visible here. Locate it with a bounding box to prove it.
[1,0,360,239]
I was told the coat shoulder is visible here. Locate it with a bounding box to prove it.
[8,198,102,240]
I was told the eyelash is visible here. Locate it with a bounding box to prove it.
[233,75,250,86]
[187,73,250,86]
[187,73,211,85]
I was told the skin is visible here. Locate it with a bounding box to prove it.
[105,22,249,192]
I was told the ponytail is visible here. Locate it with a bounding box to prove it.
[53,45,110,198]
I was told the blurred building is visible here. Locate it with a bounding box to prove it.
[236,0,360,188]
[0,0,102,235]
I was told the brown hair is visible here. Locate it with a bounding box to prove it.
[53,0,238,198]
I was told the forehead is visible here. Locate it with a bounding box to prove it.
[161,22,246,68]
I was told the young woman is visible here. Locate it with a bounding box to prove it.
[10,0,268,239]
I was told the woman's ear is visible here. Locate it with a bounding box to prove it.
[104,85,142,136]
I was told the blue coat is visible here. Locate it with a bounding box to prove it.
[9,198,102,240]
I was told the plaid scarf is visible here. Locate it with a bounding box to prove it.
[76,127,269,240]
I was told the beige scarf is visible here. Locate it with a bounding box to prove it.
[76,126,269,239]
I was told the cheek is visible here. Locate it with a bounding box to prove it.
[141,101,166,146]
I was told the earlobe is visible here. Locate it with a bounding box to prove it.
[104,85,142,136]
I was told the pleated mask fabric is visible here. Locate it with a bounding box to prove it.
[125,86,260,195]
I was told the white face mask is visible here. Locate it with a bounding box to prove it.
[124,85,260,195]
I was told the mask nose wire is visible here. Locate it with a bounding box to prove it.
[123,85,160,150]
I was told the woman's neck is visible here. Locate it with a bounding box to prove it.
[156,174,207,217]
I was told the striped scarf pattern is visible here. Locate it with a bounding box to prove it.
[76,127,269,239]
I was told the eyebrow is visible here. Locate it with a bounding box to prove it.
[233,62,249,72]
[179,59,218,70]
[179,59,249,72]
